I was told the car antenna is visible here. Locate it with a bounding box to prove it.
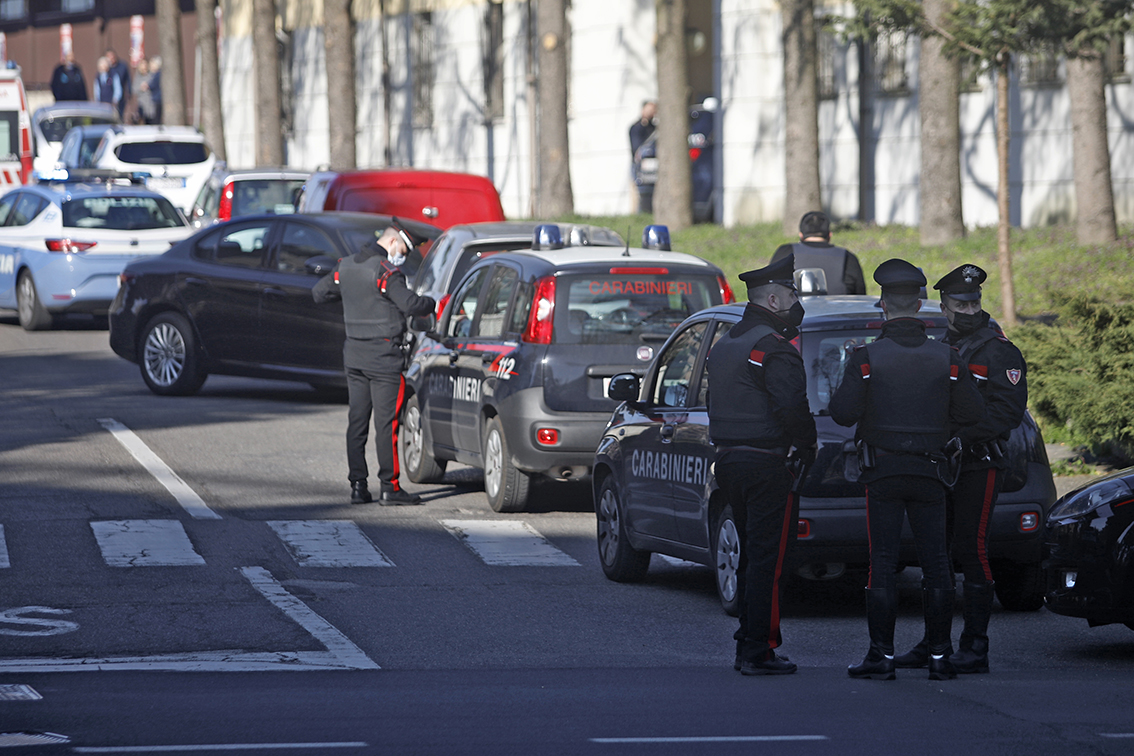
[622,226,631,257]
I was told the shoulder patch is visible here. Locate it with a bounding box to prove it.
[748,349,766,367]
[1006,369,1022,385]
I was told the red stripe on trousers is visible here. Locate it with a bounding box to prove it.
[390,376,406,490]
[768,491,795,649]
[865,489,874,589]
[978,468,996,582]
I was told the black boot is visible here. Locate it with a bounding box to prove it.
[380,483,422,506]
[848,588,897,680]
[350,480,372,504]
[950,582,993,674]
[893,638,929,669]
[925,588,957,681]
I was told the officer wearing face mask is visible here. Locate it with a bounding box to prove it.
[706,254,817,676]
[893,264,1027,675]
[313,218,436,506]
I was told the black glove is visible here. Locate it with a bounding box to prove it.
[792,443,817,467]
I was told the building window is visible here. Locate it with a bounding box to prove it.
[1019,43,1061,87]
[1105,35,1129,82]
[412,11,434,130]
[61,0,95,11]
[483,0,504,121]
[0,0,26,22]
[817,22,838,100]
[874,29,908,95]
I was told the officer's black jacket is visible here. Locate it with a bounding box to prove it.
[706,303,817,451]
[771,240,866,295]
[944,313,1028,467]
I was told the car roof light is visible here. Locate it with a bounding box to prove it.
[532,224,563,250]
[641,224,671,251]
[523,276,556,344]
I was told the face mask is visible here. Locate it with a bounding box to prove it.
[950,310,984,335]
[387,249,407,267]
[779,301,805,328]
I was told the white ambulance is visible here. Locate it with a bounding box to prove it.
[0,67,32,189]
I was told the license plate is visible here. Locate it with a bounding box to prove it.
[146,177,186,189]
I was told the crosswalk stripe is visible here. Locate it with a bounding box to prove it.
[267,521,394,567]
[90,520,206,567]
[440,520,581,566]
[0,524,8,568]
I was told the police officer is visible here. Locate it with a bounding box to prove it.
[770,211,866,295]
[313,219,436,506]
[893,264,1028,674]
[828,259,983,681]
[707,254,817,675]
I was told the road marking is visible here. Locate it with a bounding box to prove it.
[1101,734,1134,738]
[0,524,7,568]
[0,684,41,701]
[90,520,206,567]
[97,418,221,520]
[0,732,69,746]
[0,607,79,636]
[440,520,581,566]
[590,736,829,743]
[73,743,368,753]
[268,521,394,567]
[0,568,377,672]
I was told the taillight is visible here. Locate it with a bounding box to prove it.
[218,179,234,221]
[536,428,559,445]
[436,293,451,321]
[717,274,735,303]
[45,239,97,253]
[689,147,701,161]
[523,276,556,344]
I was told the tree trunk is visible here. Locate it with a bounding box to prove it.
[1066,54,1117,245]
[156,0,186,126]
[654,0,693,231]
[536,0,573,217]
[781,0,822,237]
[324,0,357,170]
[918,0,963,245]
[253,0,284,166]
[195,0,226,162]
[995,57,1016,327]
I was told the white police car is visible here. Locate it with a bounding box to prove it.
[401,224,736,512]
[594,296,1057,615]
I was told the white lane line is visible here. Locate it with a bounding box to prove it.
[1101,734,1134,738]
[0,524,8,568]
[73,743,368,753]
[98,418,221,520]
[90,520,206,567]
[268,521,394,567]
[440,520,581,566]
[241,566,379,670]
[591,736,829,743]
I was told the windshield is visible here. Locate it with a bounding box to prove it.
[554,272,720,345]
[39,114,117,143]
[115,141,209,165]
[63,195,186,230]
[230,178,304,217]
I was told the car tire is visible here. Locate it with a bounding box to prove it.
[16,271,53,331]
[482,415,531,512]
[595,476,651,583]
[139,312,207,396]
[712,503,741,617]
[400,393,447,484]
[992,559,1045,612]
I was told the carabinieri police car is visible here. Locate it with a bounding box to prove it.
[399,224,735,512]
[593,296,1057,615]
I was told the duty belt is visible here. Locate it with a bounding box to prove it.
[719,445,789,457]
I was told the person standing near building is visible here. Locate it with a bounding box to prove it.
[133,58,158,124]
[629,100,657,213]
[707,254,817,676]
[105,48,130,120]
[771,211,866,295]
[51,52,87,101]
[93,57,121,114]
[312,220,436,506]
[892,264,1028,674]
[829,259,983,681]
[148,56,163,124]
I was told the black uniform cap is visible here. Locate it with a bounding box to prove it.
[873,258,926,295]
[389,216,429,250]
[739,253,797,298]
[933,264,986,302]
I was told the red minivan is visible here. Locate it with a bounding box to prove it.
[296,168,505,230]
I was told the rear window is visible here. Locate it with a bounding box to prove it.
[39,114,116,143]
[230,178,304,217]
[62,195,185,230]
[554,272,720,345]
[115,140,209,165]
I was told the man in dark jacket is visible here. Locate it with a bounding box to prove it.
[894,264,1028,674]
[771,211,866,295]
[707,254,817,676]
[51,52,87,101]
[105,49,130,120]
[313,219,436,505]
[829,259,983,681]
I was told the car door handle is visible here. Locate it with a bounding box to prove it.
[184,277,209,286]
[262,287,287,297]
[481,353,496,364]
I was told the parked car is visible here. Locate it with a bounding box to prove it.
[1044,467,1134,631]
[108,212,440,396]
[593,296,1057,615]
[399,224,736,512]
[0,177,194,330]
[54,123,120,171]
[189,166,309,228]
[31,101,118,177]
[90,125,216,213]
[295,168,506,231]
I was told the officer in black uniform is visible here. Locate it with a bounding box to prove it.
[707,254,817,676]
[770,211,866,295]
[313,219,436,505]
[828,259,983,681]
[893,264,1028,674]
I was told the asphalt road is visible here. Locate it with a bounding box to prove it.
[1,315,1132,755]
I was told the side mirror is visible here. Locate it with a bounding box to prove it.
[607,373,641,402]
[305,255,338,276]
[410,312,436,333]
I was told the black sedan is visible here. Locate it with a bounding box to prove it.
[108,212,440,395]
[1044,467,1134,630]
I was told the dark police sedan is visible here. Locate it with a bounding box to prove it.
[1044,467,1134,631]
[108,212,439,395]
[594,297,1057,615]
